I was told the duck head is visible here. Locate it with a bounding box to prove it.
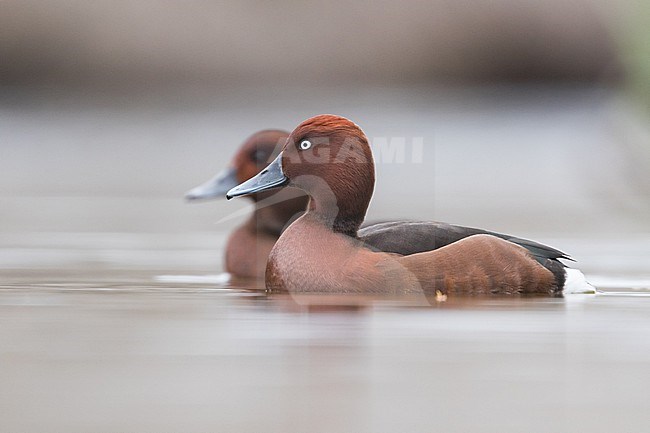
[185,129,288,202]
[227,114,375,236]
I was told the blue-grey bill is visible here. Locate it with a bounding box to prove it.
[185,167,239,201]
[226,153,287,199]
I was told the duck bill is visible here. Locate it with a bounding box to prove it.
[226,153,287,199]
[185,167,239,201]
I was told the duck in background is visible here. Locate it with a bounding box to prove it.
[226,114,594,295]
[186,129,548,280]
[186,130,308,279]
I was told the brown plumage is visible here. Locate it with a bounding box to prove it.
[186,130,308,279]
[195,121,579,294]
[229,114,566,295]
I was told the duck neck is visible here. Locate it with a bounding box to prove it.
[248,191,308,236]
[307,194,368,238]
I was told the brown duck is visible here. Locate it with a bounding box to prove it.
[226,115,594,295]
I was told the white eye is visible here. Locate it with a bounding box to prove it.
[299,140,312,150]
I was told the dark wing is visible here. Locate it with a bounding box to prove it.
[358,220,573,264]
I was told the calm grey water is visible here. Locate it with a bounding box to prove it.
[1,85,649,432]
[2,280,650,433]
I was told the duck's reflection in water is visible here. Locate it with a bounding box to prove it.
[226,275,569,313]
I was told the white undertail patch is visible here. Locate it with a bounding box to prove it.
[563,268,596,294]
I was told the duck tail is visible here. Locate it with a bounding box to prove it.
[563,268,596,294]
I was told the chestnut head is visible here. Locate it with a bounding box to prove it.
[185,129,288,201]
[228,115,374,197]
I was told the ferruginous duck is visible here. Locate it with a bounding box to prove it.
[184,129,549,280]
[226,114,594,295]
[186,130,308,279]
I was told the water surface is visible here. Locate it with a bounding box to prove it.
[2,272,650,433]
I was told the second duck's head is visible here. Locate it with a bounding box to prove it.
[185,129,288,202]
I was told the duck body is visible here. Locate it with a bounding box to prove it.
[267,210,562,295]
[227,114,593,295]
[358,220,569,291]
[224,221,276,279]
[359,220,569,263]
[223,194,306,279]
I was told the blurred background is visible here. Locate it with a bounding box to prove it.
[1,0,649,276]
[2,3,650,433]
